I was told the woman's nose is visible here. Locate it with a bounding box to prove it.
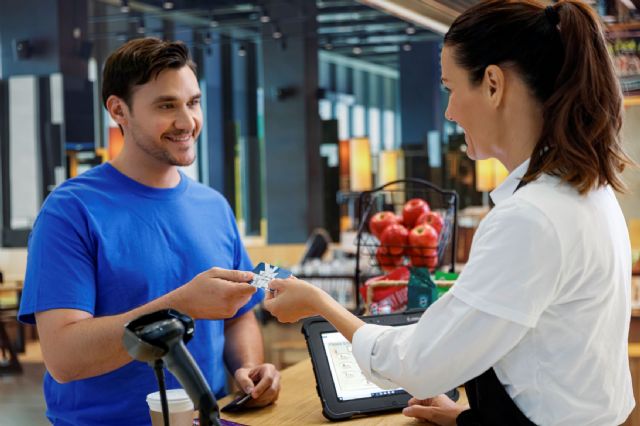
[444,107,454,122]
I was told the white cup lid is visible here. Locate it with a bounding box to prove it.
[146,389,194,413]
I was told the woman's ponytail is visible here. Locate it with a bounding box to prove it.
[529,0,632,194]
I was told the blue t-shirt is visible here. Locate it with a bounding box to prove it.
[18,163,263,426]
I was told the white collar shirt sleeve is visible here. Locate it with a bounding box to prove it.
[352,293,529,397]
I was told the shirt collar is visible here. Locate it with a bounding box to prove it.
[489,158,530,206]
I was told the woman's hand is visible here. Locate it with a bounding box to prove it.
[263,277,327,323]
[402,394,467,426]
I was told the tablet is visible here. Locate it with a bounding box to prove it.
[302,309,458,421]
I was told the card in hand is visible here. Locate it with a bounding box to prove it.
[249,262,292,291]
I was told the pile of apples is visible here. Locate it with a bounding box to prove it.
[368,198,444,272]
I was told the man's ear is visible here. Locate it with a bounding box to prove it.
[483,65,505,108]
[105,95,129,128]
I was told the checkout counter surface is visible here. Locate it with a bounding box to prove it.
[218,358,468,425]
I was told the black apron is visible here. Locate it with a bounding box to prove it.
[456,178,537,426]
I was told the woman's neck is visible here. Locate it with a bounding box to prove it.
[495,89,544,172]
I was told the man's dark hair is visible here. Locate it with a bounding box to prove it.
[101,37,196,109]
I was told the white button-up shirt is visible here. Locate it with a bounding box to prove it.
[352,159,635,425]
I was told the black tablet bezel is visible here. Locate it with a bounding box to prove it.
[302,309,435,421]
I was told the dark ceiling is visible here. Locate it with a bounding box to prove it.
[89,0,640,70]
[88,0,470,69]
[317,0,443,67]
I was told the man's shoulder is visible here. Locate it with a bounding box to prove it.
[58,162,112,188]
[41,164,123,218]
[182,174,228,205]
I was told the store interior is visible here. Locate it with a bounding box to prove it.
[0,0,640,424]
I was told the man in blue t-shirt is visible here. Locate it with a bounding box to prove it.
[18,38,281,425]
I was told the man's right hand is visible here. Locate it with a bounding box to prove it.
[35,267,257,383]
[173,267,257,319]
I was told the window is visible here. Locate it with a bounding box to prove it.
[368,107,381,152]
[337,102,350,140]
[383,109,395,150]
[352,105,365,137]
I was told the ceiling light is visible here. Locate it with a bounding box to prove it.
[238,44,247,57]
[272,26,282,40]
[620,0,636,9]
[120,0,130,13]
[360,0,450,35]
[402,42,412,51]
[162,1,173,10]
[260,8,271,23]
[324,42,333,50]
[137,17,146,34]
[352,46,362,55]
[405,25,416,35]
[208,9,219,27]
[73,27,82,39]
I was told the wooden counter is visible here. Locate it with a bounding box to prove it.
[218,358,468,426]
[220,350,640,425]
[0,281,23,375]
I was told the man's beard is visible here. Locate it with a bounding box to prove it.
[131,128,196,167]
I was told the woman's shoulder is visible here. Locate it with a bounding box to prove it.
[515,174,618,211]
[510,174,586,209]
[505,174,625,244]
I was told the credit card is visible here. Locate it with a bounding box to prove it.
[220,393,252,413]
[249,262,292,291]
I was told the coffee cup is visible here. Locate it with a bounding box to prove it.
[146,388,194,426]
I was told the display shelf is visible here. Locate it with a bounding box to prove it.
[624,96,640,107]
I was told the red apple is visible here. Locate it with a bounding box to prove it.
[369,211,401,239]
[408,224,439,256]
[410,248,438,269]
[402,198,430,229]
[380,224,409,255]
[376,246,403,272]
[416,211,444,235]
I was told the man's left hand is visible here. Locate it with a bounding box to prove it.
[234,363,281,407]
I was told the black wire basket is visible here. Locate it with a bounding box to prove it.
[354,178,458,310]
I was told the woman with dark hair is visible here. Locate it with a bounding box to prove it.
[265,0,636,424]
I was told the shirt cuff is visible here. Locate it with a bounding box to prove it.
[352,323,394,379]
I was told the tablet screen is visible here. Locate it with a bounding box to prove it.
[321,332,403,401]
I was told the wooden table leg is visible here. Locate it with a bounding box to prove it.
[0,320,22,375]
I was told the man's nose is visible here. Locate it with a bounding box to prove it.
[174,107,196,131]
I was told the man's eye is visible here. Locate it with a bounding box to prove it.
[189,99,201,107]
[159,104,174,109]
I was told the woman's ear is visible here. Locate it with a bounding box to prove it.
[106,95,129,128]
[483,65,505,108]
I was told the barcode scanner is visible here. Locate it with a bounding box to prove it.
[123,309,221,426]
